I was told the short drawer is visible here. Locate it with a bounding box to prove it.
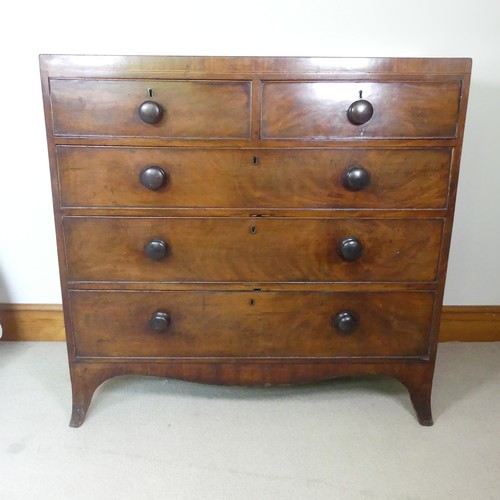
[261,81,461,139]
[57,146,452,209]
[49,79,251,138]
[63,217,443,283]
[69,290,434,358]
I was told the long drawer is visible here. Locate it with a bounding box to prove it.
[49,79,251,138]
[63,217,443,283]
[261,81,460,139]
[69,290,435,358]
[57,147,452,209]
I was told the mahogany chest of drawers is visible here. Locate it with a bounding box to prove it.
[40,55,471,427]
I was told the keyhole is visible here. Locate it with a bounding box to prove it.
[250,225,257,234]
[249,298,255,306]
[359,90,363,99]
[253,155,259,166]
[148,88,153,98]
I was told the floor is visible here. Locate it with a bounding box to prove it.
[0,342,499,500]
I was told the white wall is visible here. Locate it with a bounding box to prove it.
[0,0,499,304]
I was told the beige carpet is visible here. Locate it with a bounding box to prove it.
[1,341,499,499]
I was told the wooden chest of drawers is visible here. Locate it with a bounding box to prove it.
[40,55,471,427]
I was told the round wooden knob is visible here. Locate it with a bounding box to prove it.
[347,99,373,125]
[338,237,363,261]
[138,101,164,124]
[140,166,168,191]
[150,311,171,333]
[333,311,358,334]
[145,239,169,261]
[342,165,371,191]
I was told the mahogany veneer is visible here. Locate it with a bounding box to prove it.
[40,55,471,426]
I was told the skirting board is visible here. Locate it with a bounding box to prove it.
[0,304,499,343]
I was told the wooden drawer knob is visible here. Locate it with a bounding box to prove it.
[338,237,363,261]
[342,165,371,191]
[149,311,171,333]
[333,311,358,334]
[140,166,168,191]
[347,99,373,125]
[138,101,164,125]
[145,239,169,261]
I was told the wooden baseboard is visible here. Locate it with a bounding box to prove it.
[439,306,500,342]
[0,304,65,341]
[0,304,499,342]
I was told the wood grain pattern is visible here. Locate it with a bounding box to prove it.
[57,146,452,210]
[262,81,460,139]
[40,55,472,79]
[2,305,497,342]
[68,290,434,358]
[39,55,472,426]
[50,79,251,138]
[63,217,443,283]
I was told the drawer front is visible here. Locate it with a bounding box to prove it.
[63,217,443,283]
[49,79,251,138]
[57,146,451,209]
[262,81,460,139]
[70,290,434,358]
